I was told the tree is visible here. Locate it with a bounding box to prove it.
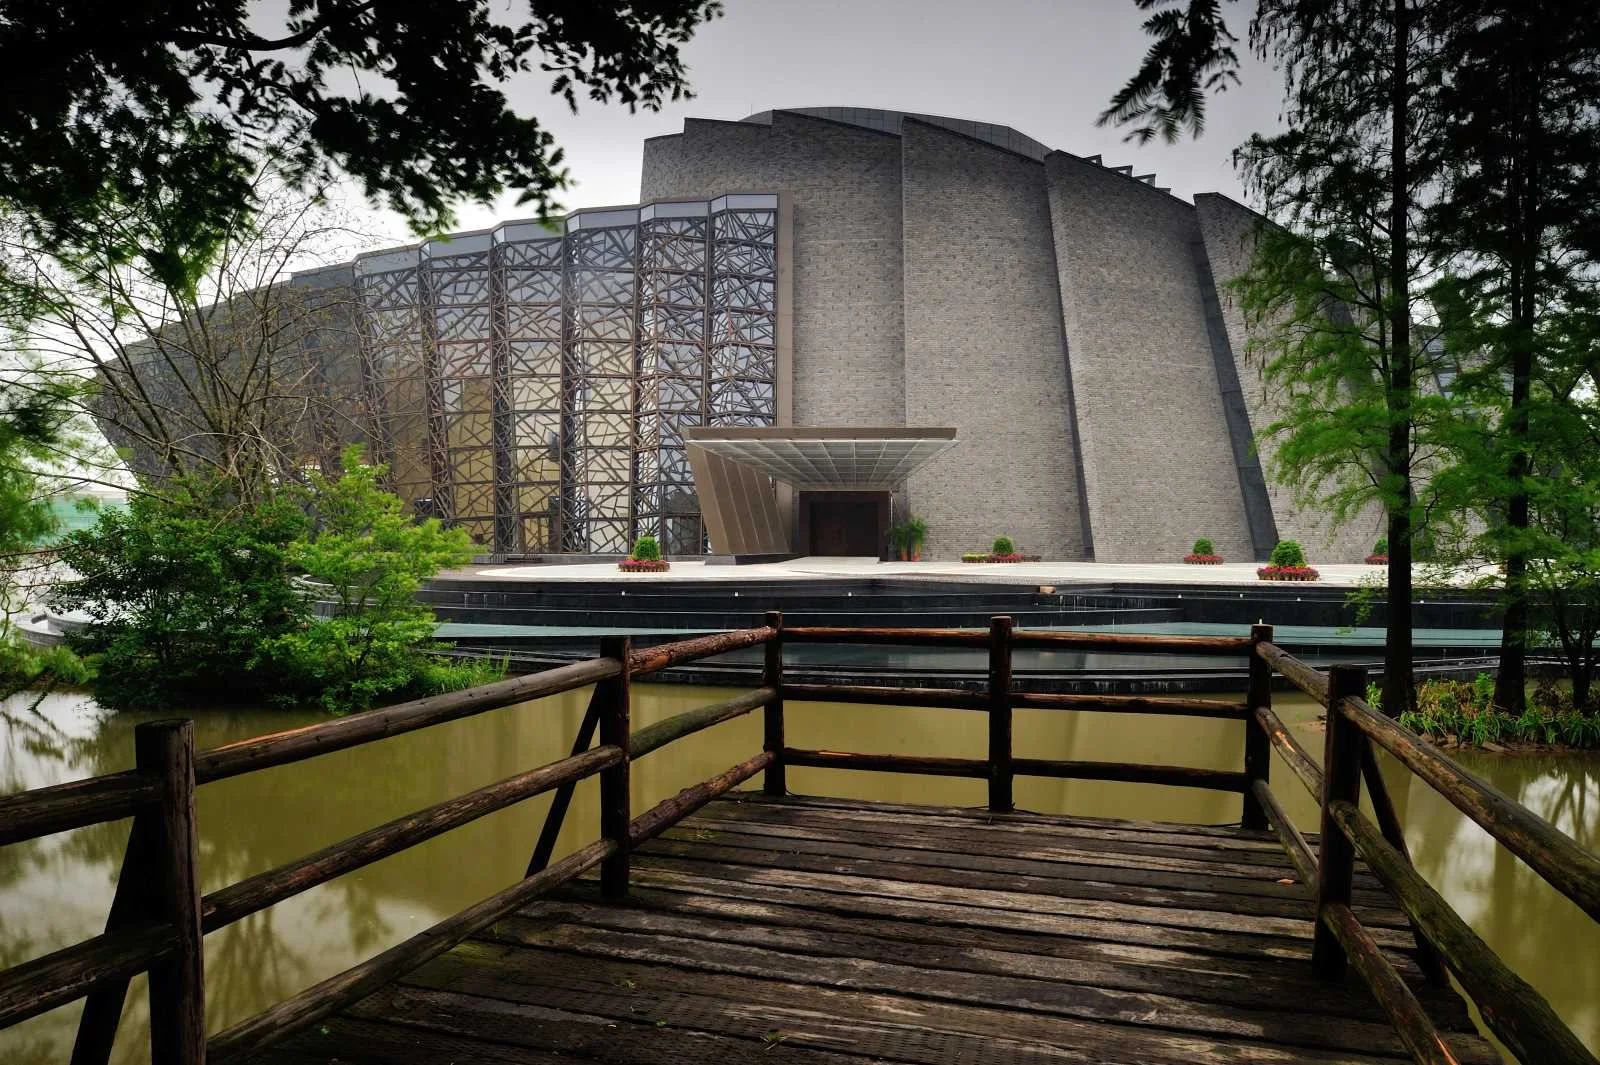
[274,445,476,712]
[1104,0,1446,714]
[50,478,313,709]
[4,179,367,504]
[0,364,90,696]
[1425,0,1600,712]
[0,0,721,302]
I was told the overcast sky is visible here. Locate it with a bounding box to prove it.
[371,0,1284,242]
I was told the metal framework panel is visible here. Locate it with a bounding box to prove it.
[352,194,780,555]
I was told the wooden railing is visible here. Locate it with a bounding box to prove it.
[0,614,1596,1065]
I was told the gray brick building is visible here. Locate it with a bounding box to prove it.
[177,107,1377,562]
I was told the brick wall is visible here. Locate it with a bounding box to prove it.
[1193,194,1383,563]
[641,114,906,427]
[1046,155,1255,562]
[899,121,1089,560]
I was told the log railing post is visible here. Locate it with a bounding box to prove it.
[1313,664,1366,979]
[988,616,1014,813]
[137,720,205,1065]
[1242,624,1273,830]
[762,611,786,796]
[598,636,632,900]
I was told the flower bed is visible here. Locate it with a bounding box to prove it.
[963,552,1041,563]
[1183,554,1224,565]
[1365,554,1389,565]
[617,559,670,572]
[1257,564,1319,582]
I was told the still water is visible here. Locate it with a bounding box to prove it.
[1,685,1596,1062]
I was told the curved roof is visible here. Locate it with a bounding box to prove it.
[743,106,1052,161]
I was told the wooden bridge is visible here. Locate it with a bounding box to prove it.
[3,617,1598,1064]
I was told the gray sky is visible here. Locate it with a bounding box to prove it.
[376,0,1284,241]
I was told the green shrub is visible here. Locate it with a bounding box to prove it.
[272,446,479,713]
[906,516,928,552]
[1269,540,1307,568]
[1372,537,1388,557]
[886,522,905,552]
[630,534,661,562]
[991,535,1016,556]
[961,552,987,562]
[1191,538,1215,556]
[52,477,313,709]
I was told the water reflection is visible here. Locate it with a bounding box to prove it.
[1,686,1595,1062]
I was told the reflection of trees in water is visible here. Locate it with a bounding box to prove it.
[1,690,595,1062]
[1400,752,1600,1050]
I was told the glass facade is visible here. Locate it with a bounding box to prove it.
[351,194,778,554]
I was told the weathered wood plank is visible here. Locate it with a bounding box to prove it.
[496,896,1472,1029]
[403,944,1418,1065]
[633,834,1411,928]
[462,923,1496,1061]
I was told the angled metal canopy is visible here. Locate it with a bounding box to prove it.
[682,426,958,491]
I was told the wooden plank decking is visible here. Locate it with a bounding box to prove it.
[251,793,1500,1065]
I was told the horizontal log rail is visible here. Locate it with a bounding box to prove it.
[629,688,773,759]
[1329,800,1598,1065]
[206,838,617,1064]
[200,745,623,931]
[1012,758,1249,792]
[0,771,162,848]
[783,748,990,778]
[784,681,988,710]
[0,923,174,1029]
[1255,639,1330,704]
[627,625,775,676]
[4,617,1597,1065]
[1339,695,1600,924]
[195,655,623,783]
[1013,691,1250,719]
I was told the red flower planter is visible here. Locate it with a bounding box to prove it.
[618,559,670,572]
[1364,555,1389,565]
[1183,554,1224,565]
[1257,564,1320,582]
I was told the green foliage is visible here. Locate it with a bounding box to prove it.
[905,516,928,549]
[1096,0,1241,144]
[886,522,906,551]
[0,0,722,311]
[630,535,661,562]
[1192,537,1215,556]
[51,479,312,709]
[1268,540,1306,568]
[961,552,987,563]
[52,446,491,714]
[991,535,1016,556]
[1395,673,1599,749]
[272,446,477,713]
[1373,538,1388,557]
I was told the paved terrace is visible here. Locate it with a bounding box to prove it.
[464,555,1488,588]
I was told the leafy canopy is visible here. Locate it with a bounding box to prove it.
[275,446,476,712]
[0,0,721,296]
[50,478,313,709]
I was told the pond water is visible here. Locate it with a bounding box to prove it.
[1,684,1596,1063]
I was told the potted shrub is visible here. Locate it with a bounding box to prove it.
[905,516,928,561]
[887,521,907,561]
[961,552,987,563]
[1365,537,1389,565]
[1258,540,1319,582]
[989,535,1024,563]
[1184,537,1223,564]
[619,534,670,572]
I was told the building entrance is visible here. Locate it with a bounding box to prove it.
[799,492,888,557]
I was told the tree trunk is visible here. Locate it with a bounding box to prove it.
[1382,0,1416,718]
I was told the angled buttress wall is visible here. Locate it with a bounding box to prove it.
[899,120,1089,560]
[1046,154,1256,562]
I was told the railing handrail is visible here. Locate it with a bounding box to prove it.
[1254,639,1600,924]
[4,616,1597,1065]
[1254,642,1600,1065]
